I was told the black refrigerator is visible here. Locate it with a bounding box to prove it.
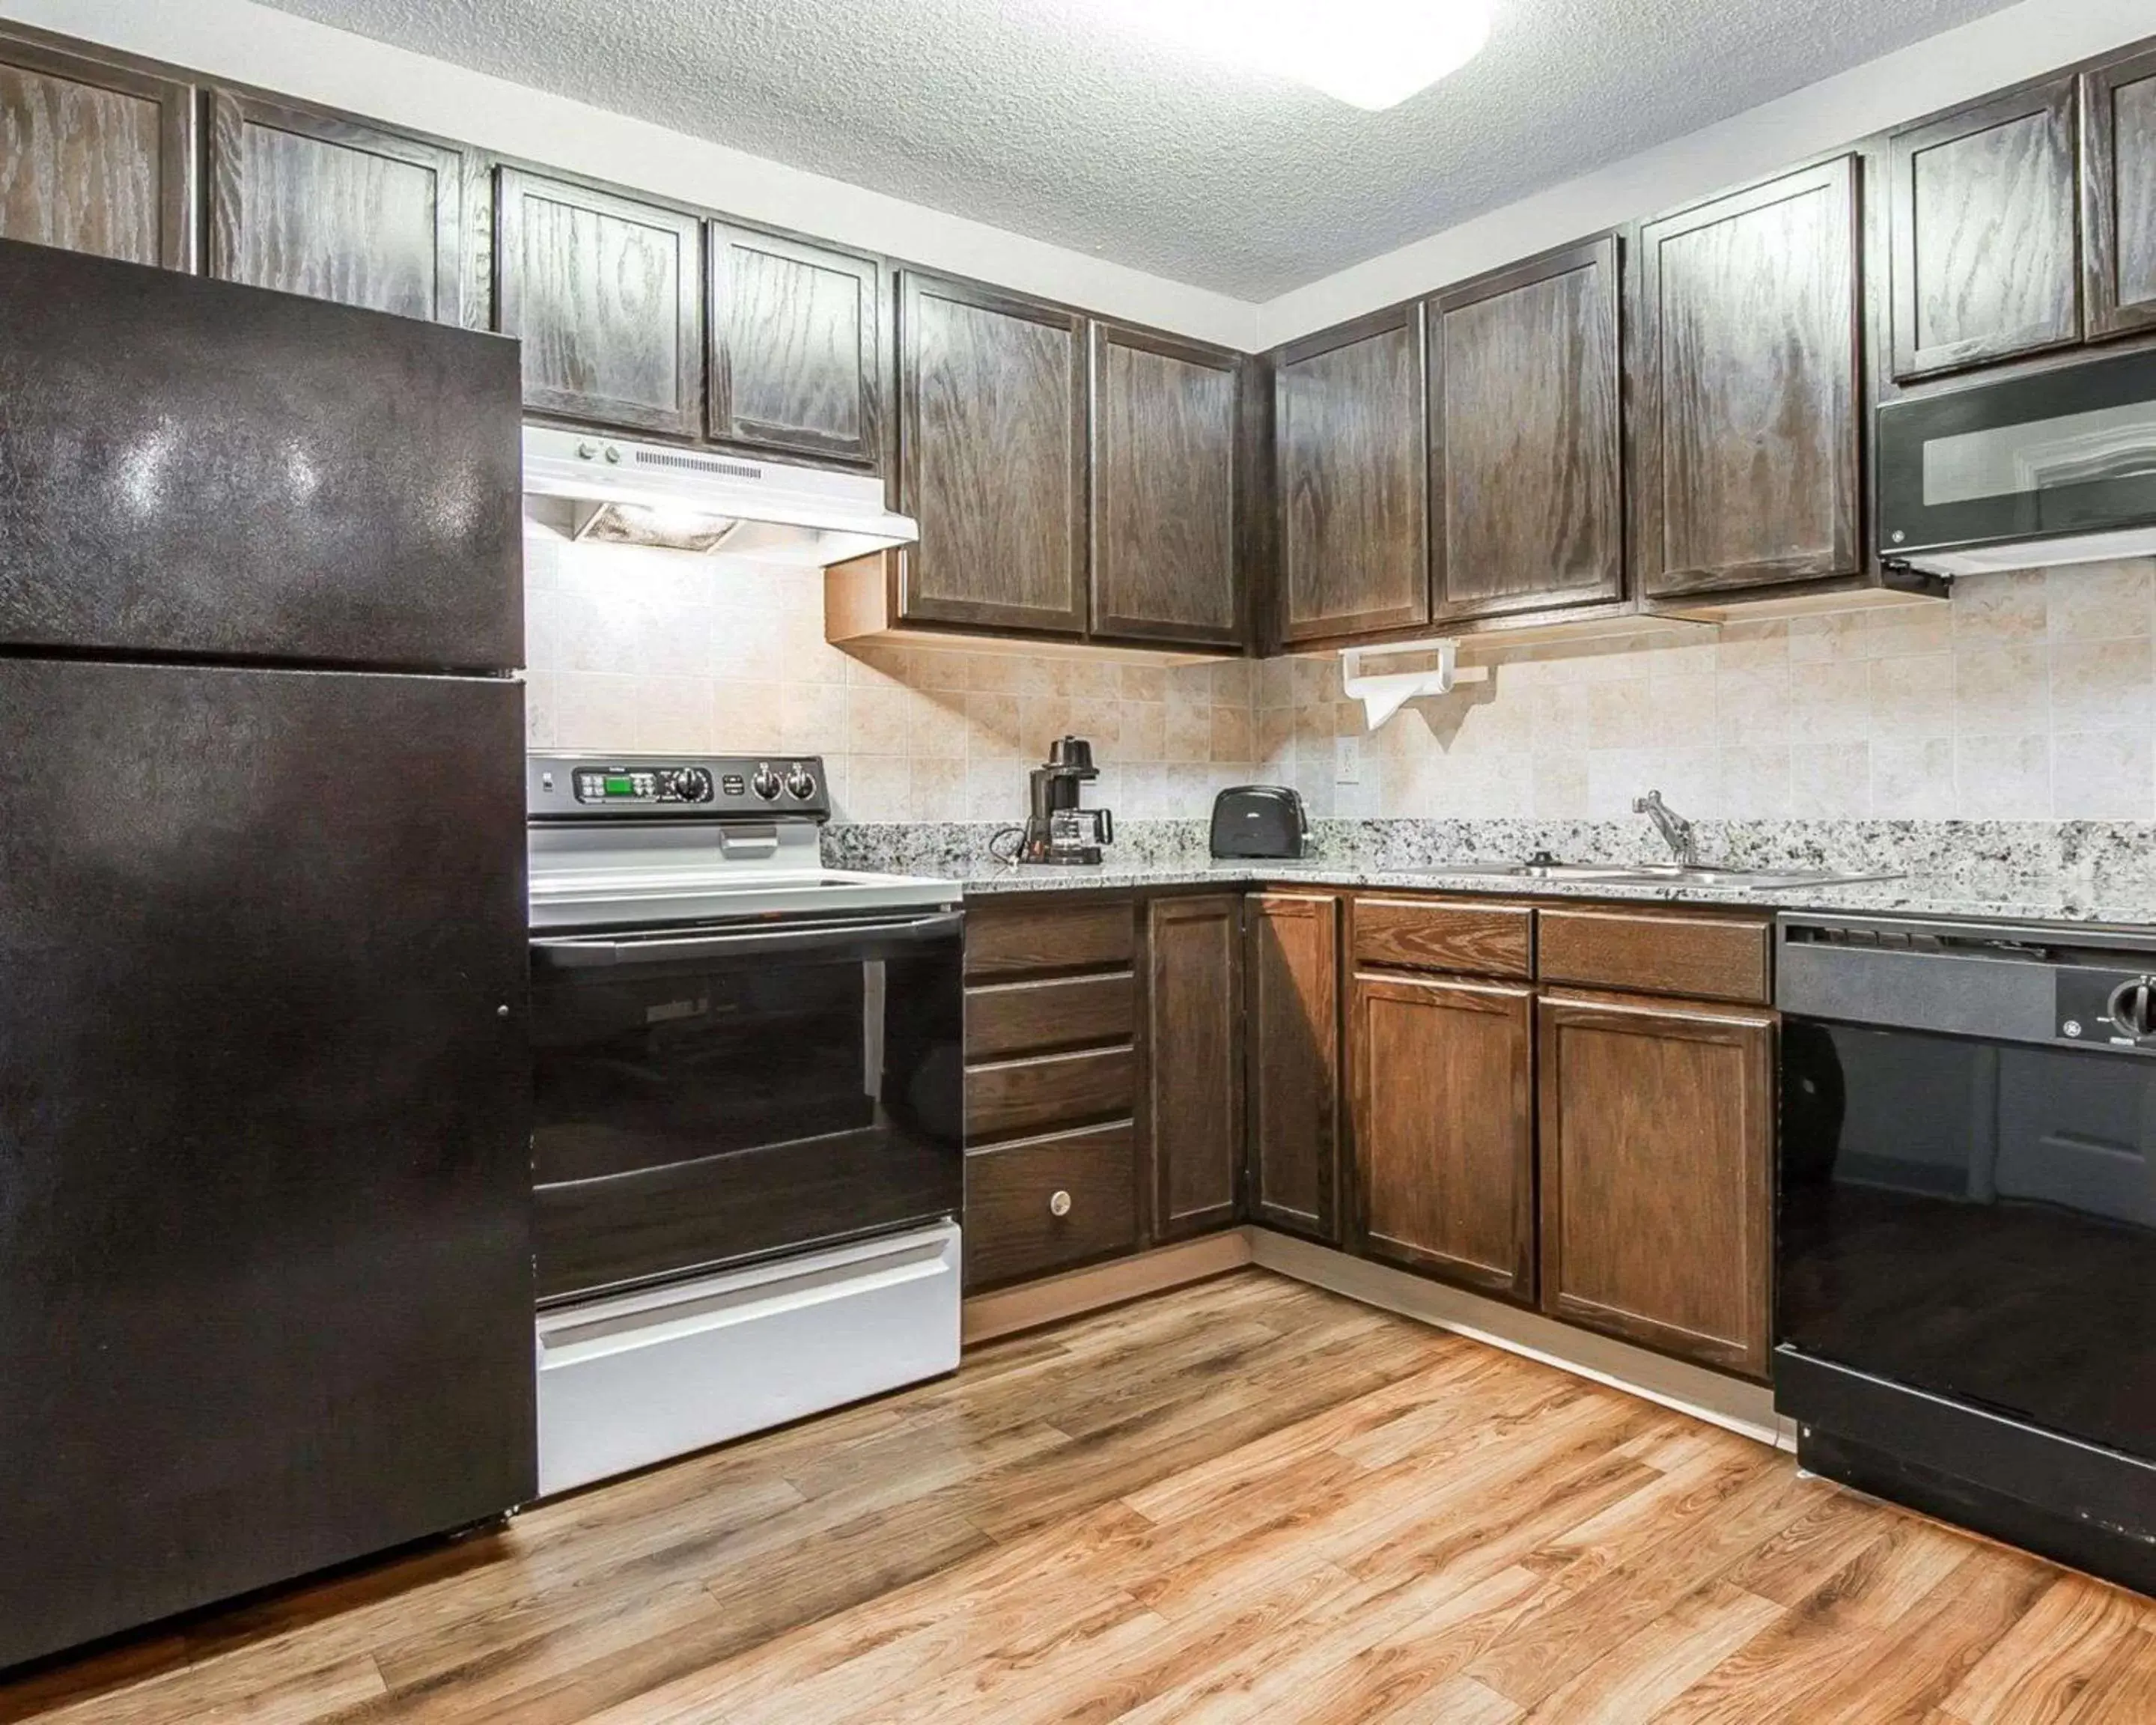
[0,240,535,1670]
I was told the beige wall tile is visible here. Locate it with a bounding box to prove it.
[2051,638,2154,731]
[2052,731,2156,821]
[1791,743,1870,817]
[1953,643,2047,735]
[2047,562,2155,642]
[1955,734,2050,819]
[1872,738,1957,817]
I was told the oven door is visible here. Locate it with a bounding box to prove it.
[529,909,964,1303]
[1780,1014,2156,1459]
[1878,346,2156,574]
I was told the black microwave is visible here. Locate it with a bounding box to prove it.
[1878,345,2156,576]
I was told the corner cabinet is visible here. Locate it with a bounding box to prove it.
[495,168,704,437]
[1089,323,1244,646]
[0,31,195,269]
[2083,46,2156,341]
[1538,990,1773,1378]
[1245,892,1341,1244]
[207,94,470,323]
[1630,156,1862,601]
[1275,305,1430,645]
[895,272,1089,636]
[1889,79,2080,379]
[708,223,881,465]
[1145,895,1244,1241]
[1428,234,1624,624]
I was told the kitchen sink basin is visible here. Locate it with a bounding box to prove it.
[1434,860,1901,892]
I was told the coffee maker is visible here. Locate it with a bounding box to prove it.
[1014,735,1114,865]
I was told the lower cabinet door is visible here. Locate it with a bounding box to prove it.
[1246,892,1341,1243]
[1145,895,1246,1240]
[1538,990,1774,1378]
[964,1122,1138,1290]
[1349,971,1535,1300]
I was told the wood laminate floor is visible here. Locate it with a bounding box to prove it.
[5,1271,2154,1724]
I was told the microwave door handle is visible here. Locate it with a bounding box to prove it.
[533,911,965,970]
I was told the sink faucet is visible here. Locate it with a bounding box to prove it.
[1634,791,1699,867]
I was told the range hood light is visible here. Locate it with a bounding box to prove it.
[1094,0,1493,111]
[571,501,741,553]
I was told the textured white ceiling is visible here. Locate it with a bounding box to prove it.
[252,0,2022,299]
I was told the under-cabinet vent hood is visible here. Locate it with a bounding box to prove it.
[521,426,917,566]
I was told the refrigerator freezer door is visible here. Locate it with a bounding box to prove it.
[0,237,522,672]
[0,660,535,1670]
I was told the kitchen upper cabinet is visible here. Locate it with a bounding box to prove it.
[1145,895,1244,1241]
[1275,305,1430,645]
[1350,971,1535,1302]
[1245,892,1340,1244]
[1890,80,2080,378]
[2083,46,2156,341]
[1089,323,1243,646]
[896,272,1088,636]
[496,168,704,438]
[207,94,467,323]
[0,33,193,269]
[1631,156,1862,600]
[1428,235,1623,622]
[708,223,881,465]
[1538,990,1773,1378]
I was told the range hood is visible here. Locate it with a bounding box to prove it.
[521,425,917,566]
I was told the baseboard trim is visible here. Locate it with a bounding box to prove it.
[962,1232,1253,1345]
[1248,1229,1794,1450]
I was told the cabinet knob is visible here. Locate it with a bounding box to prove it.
[1047,1189,1073,1218]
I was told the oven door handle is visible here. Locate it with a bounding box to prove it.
[532,910,965,970]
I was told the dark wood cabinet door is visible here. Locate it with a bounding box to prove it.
[1089,323,1243,646]
[0,33,192,269]
[207,93,466,322]
[1538,991,1773,1378]
[1430,234,1621,622]
[495,168,703,437]
[1275,305,1430,644]
[1145,895,1244,1240]
[1349,972,1535,1300]
[1890,80,2080,379]
[1246,892,1340,1244]
[897,273,1088,636]
[709,223,881,465]
[1632,157,1861,600]
[2083,47,2156,341]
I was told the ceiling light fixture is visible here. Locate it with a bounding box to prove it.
[1093,0,1493,111]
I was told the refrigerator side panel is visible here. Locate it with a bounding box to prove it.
[0,238,521,672]
[0,660,534,1670]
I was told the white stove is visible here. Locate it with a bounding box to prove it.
[526,752,959,930]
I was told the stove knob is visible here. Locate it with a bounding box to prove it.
[785,767,817,801]
[750,765,782,800]
[2107,976,2156,1039]
[670,767,712,803]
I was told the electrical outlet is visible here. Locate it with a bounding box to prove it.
[1335,735,1362,785]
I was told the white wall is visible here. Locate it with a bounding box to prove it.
[7,0,2149,353]
[0,0,1259,347]
[1259,0,2156,344]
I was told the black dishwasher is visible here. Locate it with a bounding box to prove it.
[1777,914,2156,1593]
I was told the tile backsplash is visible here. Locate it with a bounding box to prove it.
[522,531,1262,823]
[525,529,2156,827]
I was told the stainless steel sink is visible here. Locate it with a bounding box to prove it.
[1433,860,1901,892]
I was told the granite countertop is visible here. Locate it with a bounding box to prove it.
[948,856,2156,928]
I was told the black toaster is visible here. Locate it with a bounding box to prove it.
[1210,785,1309,859]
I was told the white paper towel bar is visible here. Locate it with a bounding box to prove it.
[1339,639,1491,729]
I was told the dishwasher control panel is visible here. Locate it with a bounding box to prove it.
[2058,968,2156,1047]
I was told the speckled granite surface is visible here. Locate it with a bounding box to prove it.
[825,818,2156,928]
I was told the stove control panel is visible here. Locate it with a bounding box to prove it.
[527,754,829,821]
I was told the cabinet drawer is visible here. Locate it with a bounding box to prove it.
[1538,907,1770,1006]
[1353,897,1532,980]
[965,1122,1139,1289]
[966,971,1134,1060]
[966,1044,1135,1143]
[964,899,1134,980]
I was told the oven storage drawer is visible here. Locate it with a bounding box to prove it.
[536,1223,961,1496]
[964,1122,1139,1289]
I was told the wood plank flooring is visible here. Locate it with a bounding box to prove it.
[4,1270,2152,1723]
